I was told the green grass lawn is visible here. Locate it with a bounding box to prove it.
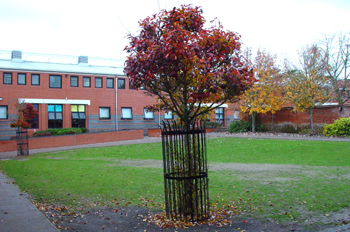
[0,137,349,227]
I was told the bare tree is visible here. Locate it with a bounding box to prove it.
[319,32,350,105]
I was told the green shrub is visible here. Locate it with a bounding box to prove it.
[229,118,265,133]
[228,120,251,133]
[323,117,350,137]
[33,128,87,137]
[205,121,222,128]
[299,127,323,135]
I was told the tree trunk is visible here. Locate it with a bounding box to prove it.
[308,108,314,133]
[252,112,256,133]
[272,113,275,133]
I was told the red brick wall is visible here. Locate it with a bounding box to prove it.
[148,128,161,137]
[0,130,143,152]
[256,105,350,131]
[117,77,159,117]
[0,71,116,133]
[116,77,239,128]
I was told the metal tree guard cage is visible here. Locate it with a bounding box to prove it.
[161,120,209,222]
[16,128,29,156]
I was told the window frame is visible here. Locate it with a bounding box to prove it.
[215,107,225,120]
[70,76,79,87]
[121,107,133,120]
[95,77,103,88]
[71,104,86,128]
[0,105,8,119]
[29,104,39,128]
[3,72,12,85]
[17,73,26,85]
[129,79,134,90]
[118,78,125,89]
[233,111,240,120]
[106,78,114,88]
[99,107,111,120]
[31,74,40,86]
[48,104,63,128]
[164,109,173,120]
[49,75,62,88]
[143,108,154,120]
[83,76,91,88]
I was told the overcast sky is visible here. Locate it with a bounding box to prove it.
[0,0,349,64]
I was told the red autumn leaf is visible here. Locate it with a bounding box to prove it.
[124,4,254,124]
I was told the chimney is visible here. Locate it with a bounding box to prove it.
[78,56,88,66]
[11,50,22,62]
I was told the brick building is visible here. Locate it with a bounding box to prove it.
[0,50,237,141]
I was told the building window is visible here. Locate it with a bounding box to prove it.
[71,105,86,128]
[83,77,91,87]
[29,104,39,128]
[215,108,224,120]
[234,111,240,120]
[70,76,78,87]
[106,78,114,88]
[31,74,40,85]
[0,106,8,119]
[48,104,63,128]
[129,79,134,89]
[215,107,225,126]
[121,107,132,119]
[3,73,12,84]
[17,73,26,85]
[118,78,125,89]
[164,109,173,120]
[144,108,154,120]
[99,107,111,119]
[95,77,102,88]
[49,75,62,88]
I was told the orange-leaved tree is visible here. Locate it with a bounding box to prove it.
[285,44,331,132]
[240,48,284,132]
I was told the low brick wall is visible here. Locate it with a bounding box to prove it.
[148,128,217,137]
[0,130,144,153]
[148,128,161,137]
[256,105,350,132]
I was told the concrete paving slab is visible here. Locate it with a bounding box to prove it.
[0,172,58,232]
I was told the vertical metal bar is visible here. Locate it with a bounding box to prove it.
[161,120,209,222]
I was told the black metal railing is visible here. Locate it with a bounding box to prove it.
[16,128,29,156]
[161,120,209,222]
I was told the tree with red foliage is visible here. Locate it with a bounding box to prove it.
[124,5,254,125]
[124,5,254,222]
[10,102,38,130]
